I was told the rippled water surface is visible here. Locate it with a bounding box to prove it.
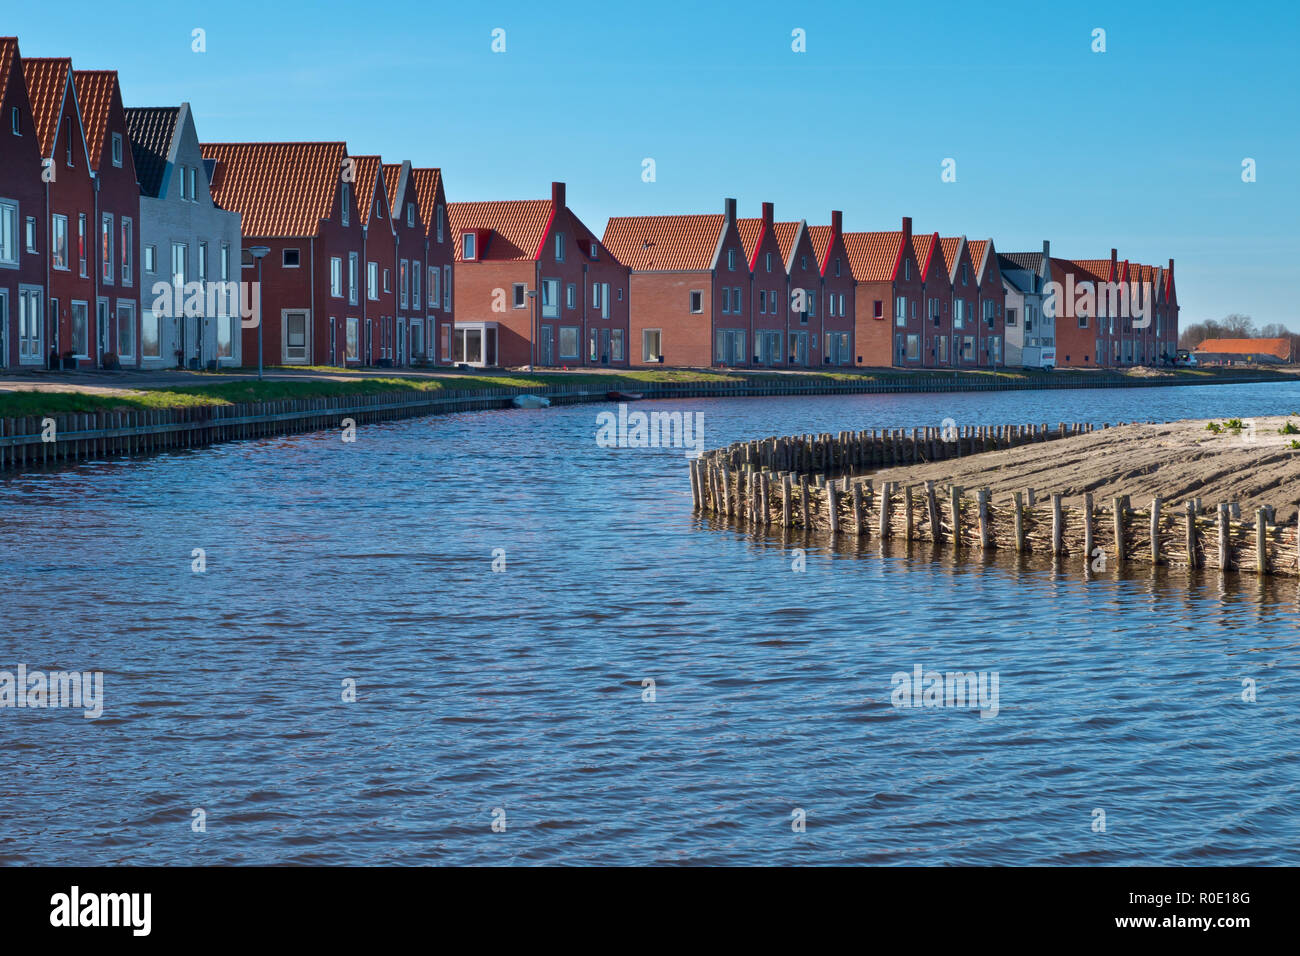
[2,382,1299,865]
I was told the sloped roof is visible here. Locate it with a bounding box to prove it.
[71,69,117,171]
[911,234,935,281]
[1073,258,1115,282]
[806,225,832,268]
[1193,338,1291,360]
[939,237,964,272]
[201,141,346,237]
[1051,257,1103,283]
[409,167,443,239]
[22,56,72,158]
[602,214,726,271]
[736,218,766,268]
[350,155,384,227]
[773,221,800,264]
[967,239,990,277]
[382,162,403,213]
[0,37,19,114]
[449,199,554,261]
[843,231,902,282]
[999,252,1042,273]
[125,106,180,198]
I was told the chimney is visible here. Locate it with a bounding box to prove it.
[831,210,842,234]
[1110,247,1118,278]
[1042,239,1050,260]
[761,201,774,227]
[551,181,566,209]
[902,216,912,240]
[724,197,737,225]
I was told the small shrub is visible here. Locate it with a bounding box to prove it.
[1280,421,1298,435]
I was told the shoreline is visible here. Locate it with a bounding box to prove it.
[0,366,1293,474]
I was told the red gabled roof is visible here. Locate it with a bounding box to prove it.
[0,37,19,114]
[806,225,832,270]
[911,234,937,282]
[967,239,990,277]
[201,141,347,237]
[22,56,73,158]
[382,162,402,213]
[71,69,117,171]
[409,167,444,240]
[350,154,384,228]
[602,214,726,271]
[1072,259,1115,282]
[736,218,766,270]
[843,231,902,282]
[773,221,800,264]
[939,237,963,273]
[1194,338,1290,360]
[1051,257,1104,284]
[449,199,554,261]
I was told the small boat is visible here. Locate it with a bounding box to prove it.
[606,390,644,402]
[511,394,551,409]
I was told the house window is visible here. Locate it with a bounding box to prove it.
[0,201,19,265]
[807,290,816,317]
[220,244,231,280]
[721,289,729,314]
[101,214,114,283]
[689,290,703,313]
[558,325,579,358]
[400,259,409,308]
[117,301,135,357]
[374,199,383,220]
[566,283,576,309]
[65,116,73,166]
[330,257,343,297]
[765,252,772,273]
[462,233,476,260]
[51,214,68,270]
[18,287,42,360]
[196,240,207,281]
[340,183,350,226]
[216,314,233,358]
[406,203,415,227]
[611,328,624,362]
[24,215,36,253]
[834,257,842,277]
[1006,308,1017,327]
[594,282,610,318]
[348,253,359,305]
[895,296,905,326]
[904,260,910,281]
[283,248,300,268]
[800,255,807,269]
[589,241,598,260]
[412,264,420,307]
[873,299,883,319]
[954,299,965,329]
[906,334,920,360]
[188,167,197,202]
[429,267,440,308]
[10,107,18,135]
[142,310,161,358]
[241,249,253,269]
[759,290,766,314]
[961,263,969,285]
[112,132,123,167]
[513,283,526,308]
[436,204,444,242]
[555,232,565,261]
[383,268,390,293]
[643,328,662,362]
[728,248,736,270]
[71,301,88,356]
[541,278,559,317]
[443,265,451,310]
[368,262,378,300]
[733,288,742,314]
[171,242,188,289]
[79,215,89,276]
[346,317,359,360]
[121,218,132,285]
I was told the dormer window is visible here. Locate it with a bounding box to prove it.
[555,232,565,261]
[111,132,123,167]
[462,232,477,260]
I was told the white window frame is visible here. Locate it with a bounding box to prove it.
[51,213,69,270]
[462,233,476,260]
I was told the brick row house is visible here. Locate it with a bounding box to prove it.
[409,167,454,365]
[451,182,629,368]
[384,161,431,365]
[911,230,952,366]
[843,218,925,367]
[0,36,45,369]
[126,103,242,369]
[807,211,856,367]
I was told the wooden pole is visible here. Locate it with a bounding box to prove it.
[1013,491,1025,552]
[1112,497,1125,565]
[977,489,990,551]
[1083,493,1095,566]
[1051,494,1063,556]
[827,481,840,535]
[1218,503,1230,570]
[925,481,940,543]
[904,485,914,539]
[1256,507,1267,575]
[1185,499,1198,569]
[950,486,962,548]
[851,481,864,536]
[1150,497,1162,565]
[879,482,892,539]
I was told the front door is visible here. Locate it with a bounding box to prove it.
[397,321,404,366]
[283,311,309,364]
[540,325,554,365]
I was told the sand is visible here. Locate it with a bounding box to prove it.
[864,416,1300,523]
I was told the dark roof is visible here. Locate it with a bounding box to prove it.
[125,106,180,198]
[1000,252,1044,273]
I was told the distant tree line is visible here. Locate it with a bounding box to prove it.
[1178,314,1299,352]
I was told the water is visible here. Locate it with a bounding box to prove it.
[2,381,1298,865]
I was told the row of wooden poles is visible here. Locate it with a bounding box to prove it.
[0,385,610,471]
[690,424,1300,576]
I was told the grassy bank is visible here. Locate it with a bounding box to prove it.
[0,364,1290,418]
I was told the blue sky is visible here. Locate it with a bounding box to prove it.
[9,0,1298,326]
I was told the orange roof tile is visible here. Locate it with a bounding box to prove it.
[807,225,832,267]
[602,214,726,271]
[910,234,935,280]
[773,221,800,264]
[1194,338,1291,360]
[201,141,347,237]
[350,155,384,227]
[22,56,73,158]
[382,162,402,213]
[1072,259,1114,282]
[939,237,963,272]
[0,37,18,115]
[1051,257,1103,284]
[71,69,117,171]
[409,167,444,240]
[843,231,902,282]
[736,218,766,267]
[449,199,554,261]
[967,239,990,276]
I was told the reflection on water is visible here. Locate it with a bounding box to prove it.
[2,382,1299,865]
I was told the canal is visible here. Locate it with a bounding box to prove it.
[2,380,1298,864]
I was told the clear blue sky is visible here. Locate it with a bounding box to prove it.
[10,0,1298,327]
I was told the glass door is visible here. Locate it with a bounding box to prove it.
[283,311,309,363]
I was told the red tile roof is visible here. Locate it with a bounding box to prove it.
[22,56,73,158]
[843,231,902,282]
[911,234,935,281]
[967,239,990,277]
[71,69,117,171]
[939,238,963,274]
[1194,338,1291,360]
[449,199,554,261]
[350,154,383,227]
[382,162,402,213]
[1051,257,1104,284]
[1072,259,1115,282]
[773,221,800,264]
[602,214,726,271]
[0,37,18,116]
[807,225,832,270]
[201,141,347,237]
[409,167,444,240]
[736,218,766,269]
